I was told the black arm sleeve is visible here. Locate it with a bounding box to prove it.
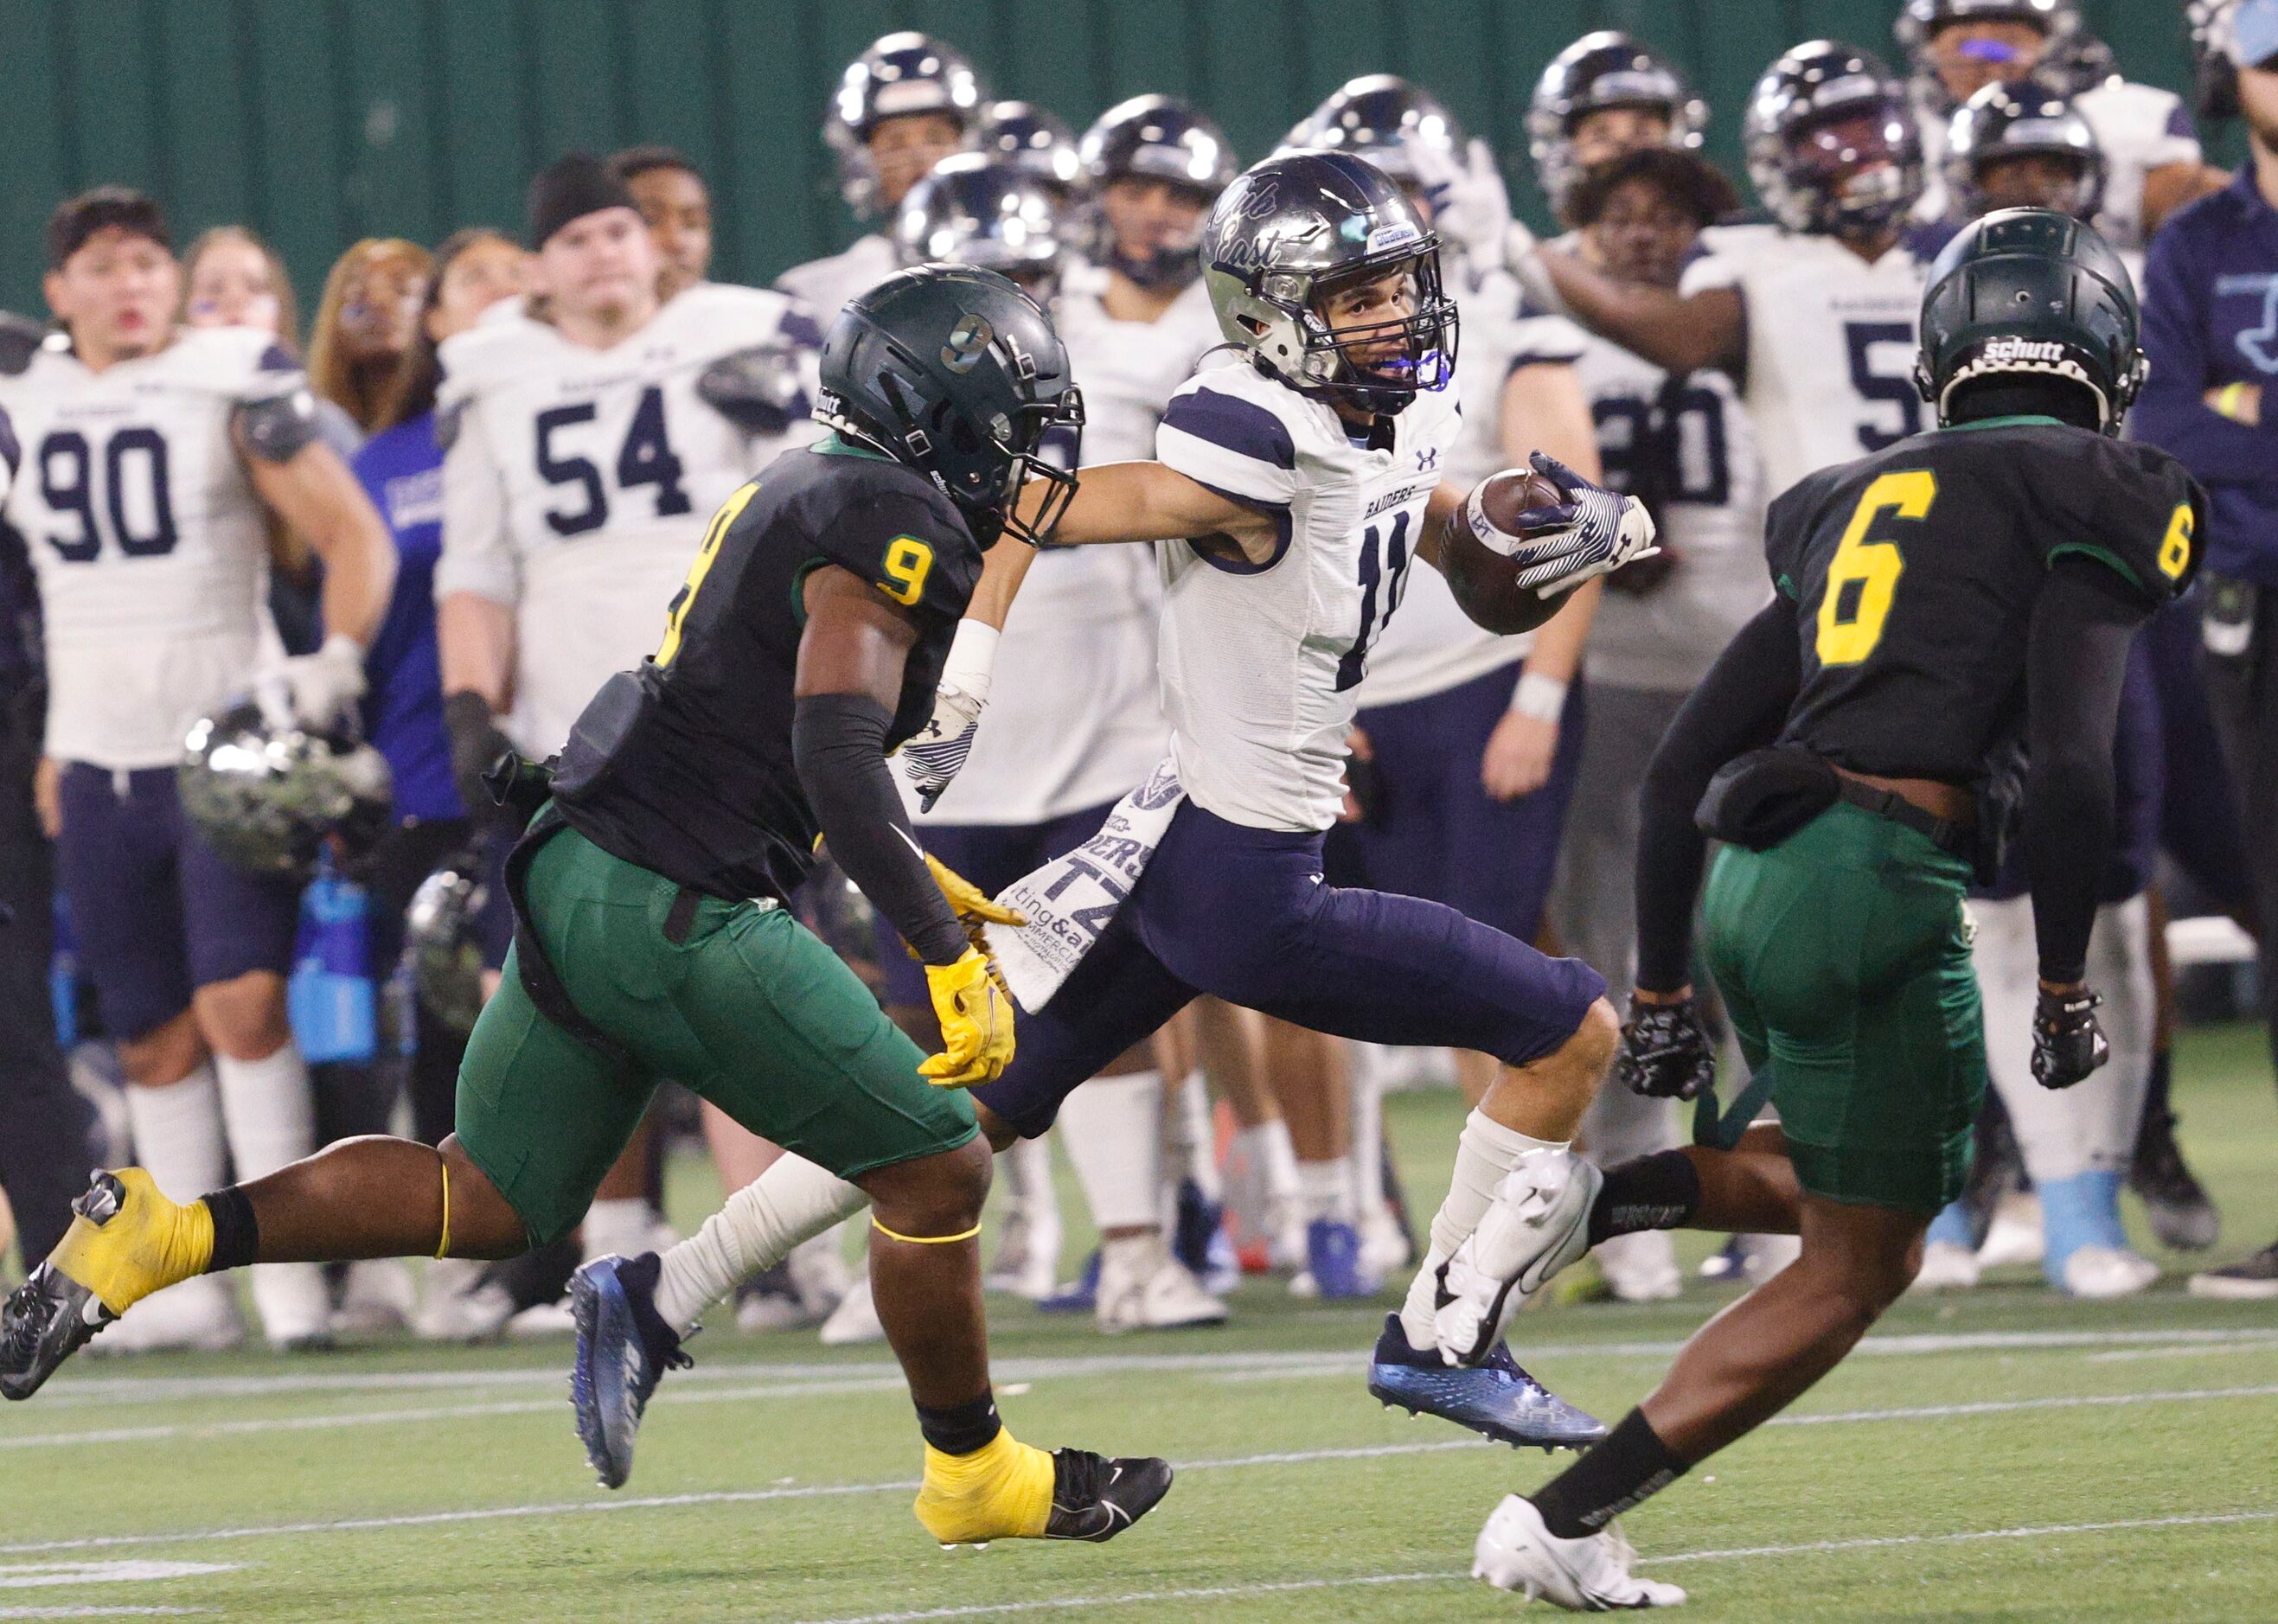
[2022,557,2149,985]
[790,691,969,968]
[1634,598,1804,993]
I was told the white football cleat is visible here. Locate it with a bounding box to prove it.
[2062,1244,2159,1299]
[1096,1233,1226,1334]
[250,1261,336,1352]
[818,1276,886,1346]
[1473,1493,1686,1610]
[1909,1239,1982,1294]
[1595,1231,1681,1303]
[1977,1191,2044,1267]
[1435,1148,1603,1365]
[1357,1204,1416,1278]
[413,1256,512,1342]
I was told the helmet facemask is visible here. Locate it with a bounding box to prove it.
[1782,105,1920,233]
[865,355,1085,549]
[1235,245,1458,416]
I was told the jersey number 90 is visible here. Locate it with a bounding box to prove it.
[38,427,178,562]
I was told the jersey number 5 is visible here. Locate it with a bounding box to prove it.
[1816,470,1936,666]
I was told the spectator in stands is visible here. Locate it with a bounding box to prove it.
[2134,0,2278,1299]
[354,227,528,1339]
[309,238,431,438]
[182,227,301,346]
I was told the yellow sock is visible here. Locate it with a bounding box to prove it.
[50,1169,214,1314]
[912,1428,1055,1544]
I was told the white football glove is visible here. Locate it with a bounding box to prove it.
[1469,451,1659,599]
[897,620,999,813]
[1412,137,1514,291]
[253,632,367,732]
[1433,1147,1603,1367]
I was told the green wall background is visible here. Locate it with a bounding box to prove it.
[0,0,2215,323]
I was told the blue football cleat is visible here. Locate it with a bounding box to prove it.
[1305,1218,1381,1300]
[1038,1247,1102,1314]
[1174,1179,1241,1295]
[570,1252,691,1489]
[1366,1313,1606,1452]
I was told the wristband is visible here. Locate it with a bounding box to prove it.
[1508,670,1569,721]
[939,618,1001,703]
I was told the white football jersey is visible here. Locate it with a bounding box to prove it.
[1914,78,2199,254]
[1680,227,1928,498]
[0,327,294,769]
[436,283,822,756]
[1154,355,1462,831]
[918,278,1217,827]
[1570,333,1771,693]
[1357,278,1587,709]
[772,234,901,328]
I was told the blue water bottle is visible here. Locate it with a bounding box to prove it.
[50,891,79,1048]
[289,853,376,1063]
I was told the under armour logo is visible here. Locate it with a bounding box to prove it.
[1417,447,1439,471]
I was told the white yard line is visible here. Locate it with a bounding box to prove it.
[3,1382,2273,1555]
[27,1325,2278,1410]
[782,1506,2278,1624]
[0,1610,213,1620]
[0,1567,234,1593]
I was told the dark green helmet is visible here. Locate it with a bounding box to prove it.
[816,264,1084,547]
[1912,206,2146,436]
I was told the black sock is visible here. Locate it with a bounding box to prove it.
[916,1389,1004,1455]
[1531,1409,1689,1538]
[1587,1149,1702,1246]
[201,1186,259,1274]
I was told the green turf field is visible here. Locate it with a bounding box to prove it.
[3,1023,2275,1621]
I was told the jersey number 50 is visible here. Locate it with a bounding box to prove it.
[1817,470,1936,666]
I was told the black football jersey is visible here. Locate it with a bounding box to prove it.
[554,438,982,903]
[1765,418,2204,783]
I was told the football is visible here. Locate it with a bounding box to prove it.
[1437,468,1576,636]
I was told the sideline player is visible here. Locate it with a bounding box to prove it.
[1526,32,1712,228]
[1,189,396,1352]
[609,151,1658,1475]
[1515,42,1936,502]
[1,263,1172,1554]
[777,33,983,321]
[435,156,822,1281]
[1897,0,2217,249]
[1469,209,2202,1608]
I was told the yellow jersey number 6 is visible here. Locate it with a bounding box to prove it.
[1816,470,1937,667]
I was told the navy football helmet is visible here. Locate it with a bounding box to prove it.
[1527,32,1709,218]
[1200,150,1457,416]
[1745,42,1924,236]
[974,100,1085,200]
[824,33,986,216]
[1078,96,1238,290]
[893,155,1074,301]
[1945,79,2106,221]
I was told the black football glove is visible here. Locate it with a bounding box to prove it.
[1616,995,1716,1102]
[2031,985,2109,1090]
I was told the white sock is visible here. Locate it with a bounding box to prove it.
[1297,1157,1355,1226]
[656,1154,867,1333]
[1399,1109,1568,1349]
[1058,1071,1164,1232]
[582,1198,657,1265]
[1000,1134,1059,1225]
[1246,1119,1300,1208]
[1173,1071,1222,1202]
[1349,1062,1386,1217]
[212,1046,330,1345]
[125,1065,227,1201]
[213,1045,316,1181]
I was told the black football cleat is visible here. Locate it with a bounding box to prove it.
[1045,1448,1174,1542]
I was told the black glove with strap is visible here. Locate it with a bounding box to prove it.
[2031,985,2108,1090]
[444,689,522,831]
[1616,995,1717,1102]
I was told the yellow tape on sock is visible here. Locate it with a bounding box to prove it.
[871,1216,982,1245]
[435,1156,452,1260]
[913,1428,1053,1544]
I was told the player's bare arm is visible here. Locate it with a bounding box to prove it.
[1534,248,1745,376]
[241,436,395,647]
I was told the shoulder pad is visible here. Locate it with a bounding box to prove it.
[0,314,45,377]
[233,382,323,463]
[696,342,811,437]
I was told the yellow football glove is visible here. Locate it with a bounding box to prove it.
[925,853,1027,930]
[919,947,1017,1089]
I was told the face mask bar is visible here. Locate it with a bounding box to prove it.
[1298,250,1460,413]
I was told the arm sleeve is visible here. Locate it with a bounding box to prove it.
[2133,227,2278,486]
[790,692,969,966]
[433,404,520,606]
[1634,598,1803,992]
[2022,557,2151,984]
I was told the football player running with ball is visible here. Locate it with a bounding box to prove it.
[595,149,1660,1486]
[3,265,1175,1554]
[1468,210,2202,1608]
